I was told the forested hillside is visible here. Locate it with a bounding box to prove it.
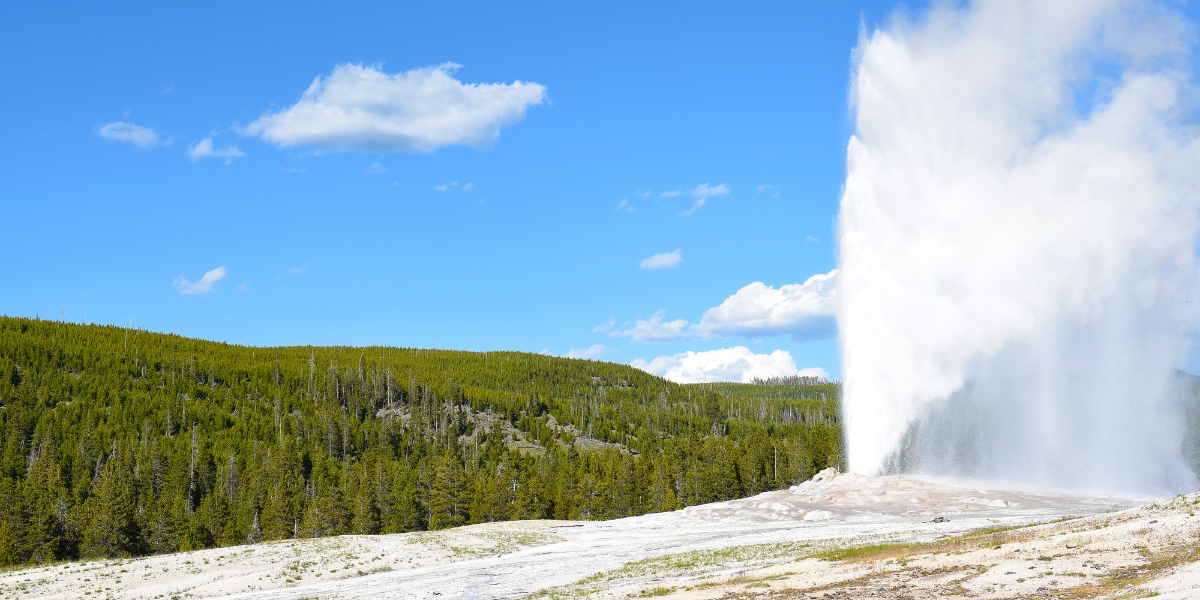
[0,316,842,566]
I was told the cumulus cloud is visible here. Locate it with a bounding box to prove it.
[695,269,837,342]
[188,138,246,163]
[244,63,546,153]
[640,249,682,270]
[610,310,689,342]
[631,346,803,383]
[796,367,831,380]
[565,344,608,360]
[96,121,163,148]
[173,266,227,296]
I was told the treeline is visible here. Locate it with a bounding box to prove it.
[0,316,842,566]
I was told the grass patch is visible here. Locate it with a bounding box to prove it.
[408,529,563,558]
[578,541,813,584]
[525,541,816,598]
[814,520,1074,564]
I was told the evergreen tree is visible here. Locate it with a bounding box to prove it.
[427,451,468,530]
[22,443,67,562]
[0,316,845,566]
[80,457,139,558]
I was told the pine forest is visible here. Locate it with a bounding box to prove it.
[0,316,843,566]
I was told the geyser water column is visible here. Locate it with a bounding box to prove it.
[838,0,1200,494]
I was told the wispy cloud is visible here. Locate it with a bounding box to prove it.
[659,190,682,198]
[96,121,164,148]
[244,63,546,153]
[610,310,689,342]
[691,183,729,198]
[188,138,246,164]
[284,261,311,277]
[237,282,250,292]
[592,317,615,333]
[640,249,682,270]
[680,199,707,216]
[435,181,474,192]
[616,199,637,213]
[565,344,608,360]
[173,266,227,296]
[756,184,780,197]
[678,183,729,216]
[365,162,387,174]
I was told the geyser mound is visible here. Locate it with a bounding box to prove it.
[838,0,1200,494]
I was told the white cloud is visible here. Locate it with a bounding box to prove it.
[565,344,608,360]
[173,266,227,296]
[188,138,246,163]
[435,181,474,192]
[690,183,729,199]
[679,199,706,216]
[237,282,250,292]
[365,162,387,174]
[805,235,820,244]
[96,121,163,148]
[757,184,780,197]
[244,63,546,153]
[610,310,689,342]
[286,262,310,276]
[616,199,636,212]
[640,249,682,270]
[659,190,682,198]
[694,269,837,342]
[796,367,832,380]
[593,317,615,333]
[677,183,729,215]
[631,346,802,383]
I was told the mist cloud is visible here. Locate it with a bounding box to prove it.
[838,0,1200,493]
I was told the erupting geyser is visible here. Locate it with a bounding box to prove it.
[838,0,1200,494]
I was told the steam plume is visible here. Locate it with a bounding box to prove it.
[838,0,1200,493]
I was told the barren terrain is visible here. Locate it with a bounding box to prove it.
[5,469,1196,599]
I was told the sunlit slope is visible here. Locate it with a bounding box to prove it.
[0,316,841,566]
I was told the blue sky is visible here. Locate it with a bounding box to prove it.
[1,1,939,381]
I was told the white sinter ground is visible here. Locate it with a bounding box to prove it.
[0,469,1156,599]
